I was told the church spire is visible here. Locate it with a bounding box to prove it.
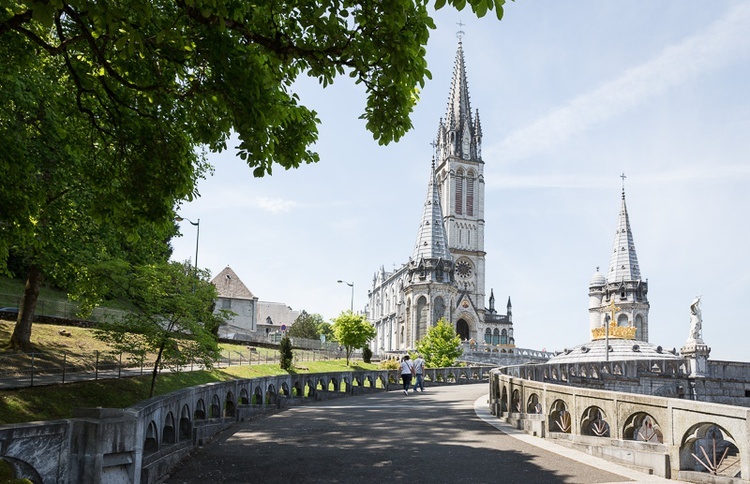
[607,181,641,282]
[412,160,451,262]
[437,40,481,162]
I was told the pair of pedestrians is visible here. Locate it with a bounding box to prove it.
[399,354,426,395]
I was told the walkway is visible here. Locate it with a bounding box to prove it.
[165,383,679,484]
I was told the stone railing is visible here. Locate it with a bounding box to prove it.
[0,365,495,483]
[490,367,749,483]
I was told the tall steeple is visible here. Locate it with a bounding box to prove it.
[410,160,452,282]
[589,176,650,342]
[436,40,482,163]
[607,187,641,282]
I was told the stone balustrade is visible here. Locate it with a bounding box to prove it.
[0,366,494,483]
[491,367,750,482]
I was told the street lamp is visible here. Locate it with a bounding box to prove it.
[337,280,354,312]
[175,216,200,274]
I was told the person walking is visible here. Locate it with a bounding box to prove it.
[399,355,414,396]
[412,354,425,393]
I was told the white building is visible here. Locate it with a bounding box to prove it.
[211,266,299,338]
[367,40,513,354]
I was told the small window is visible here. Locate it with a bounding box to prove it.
[745,389,750,398]
[222,299,232,309]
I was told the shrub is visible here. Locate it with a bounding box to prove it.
[378,358,399,370]
[362,346,372,363]
[279,336,293,370]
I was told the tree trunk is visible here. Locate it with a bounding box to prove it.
[150,340,167,398]
[9,264,43,351]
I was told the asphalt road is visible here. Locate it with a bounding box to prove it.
[165,383,678,484]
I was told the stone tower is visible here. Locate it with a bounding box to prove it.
[588,184,650,341]
[404,161,458,345]
[434,39,486,341]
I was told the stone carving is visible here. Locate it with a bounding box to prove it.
[689,295,702,342]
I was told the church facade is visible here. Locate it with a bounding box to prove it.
[367,40,514,354]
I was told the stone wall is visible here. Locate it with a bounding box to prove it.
[499,358,750,408]
[491,367,750,483]
[0,366,494,483]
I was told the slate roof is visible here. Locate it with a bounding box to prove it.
[211,266,255,300]
[547,338,682,364]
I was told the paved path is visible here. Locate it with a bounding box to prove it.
[166,383,678,484]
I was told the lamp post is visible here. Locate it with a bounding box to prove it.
[176,216,200,274]
[337,280,354,312]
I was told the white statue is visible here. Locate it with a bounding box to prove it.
[688,296,702,341]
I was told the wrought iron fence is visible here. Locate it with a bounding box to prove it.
[0,346,356,390]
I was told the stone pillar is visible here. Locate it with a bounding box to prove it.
[680,341,711,378]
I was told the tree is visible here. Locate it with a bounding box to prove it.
[1,0,506,348]
[318,322,337,343]
[331,311,376,366]
[92,260,229,398]
[416,319,463,368]
[279,335,294,371]
[287,311,324,340]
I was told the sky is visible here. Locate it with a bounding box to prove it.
[171,1,750,362]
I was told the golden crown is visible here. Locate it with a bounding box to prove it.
[591,321,637,340]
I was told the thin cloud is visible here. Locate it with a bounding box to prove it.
[494,3,750,163]
[256,197,297,214]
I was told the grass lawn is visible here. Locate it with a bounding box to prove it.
[0,319,381,425]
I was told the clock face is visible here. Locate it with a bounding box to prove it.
[456,260,472,278]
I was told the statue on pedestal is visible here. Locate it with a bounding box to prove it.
[682,295,710,377]
[688,295,702,342]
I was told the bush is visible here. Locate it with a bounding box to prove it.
[279,336,293,370]
[378,358,399,370]
[362,346,372,363]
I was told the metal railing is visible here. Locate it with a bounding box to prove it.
[0,346,359,390]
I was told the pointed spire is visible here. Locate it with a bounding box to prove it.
[412,159,452,262]
[444,40,472,134]
[608,183,642,282]
[437,40,481,162]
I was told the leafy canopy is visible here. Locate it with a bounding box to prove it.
[92,260,229,397]
[416,318,463,367]
[287,311,324,340]
[331,311,376,366]
[1,0,506,348]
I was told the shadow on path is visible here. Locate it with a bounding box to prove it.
[166,384,634,484]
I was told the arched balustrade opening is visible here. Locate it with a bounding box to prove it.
[549,400,571,434]
[580,406,610,438]
[680,423,741,478]
[623,412,663,443]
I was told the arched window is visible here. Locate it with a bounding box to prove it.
[466,172,474,216]
[501,329,508,345]
[455,169,464,215]
[484,328,491,344]
[492,328,500,345]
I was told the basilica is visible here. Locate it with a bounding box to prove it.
[366,40,514,355]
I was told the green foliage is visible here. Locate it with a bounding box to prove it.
[416,319,463,368]
[378,358,400,370]
[318,321,337,343]
[331,311,376,366]
[1,0,505,347]
[279,335,294,371]
[287,311,323,340]
[362,346,372,364]
[91,261,229,397]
